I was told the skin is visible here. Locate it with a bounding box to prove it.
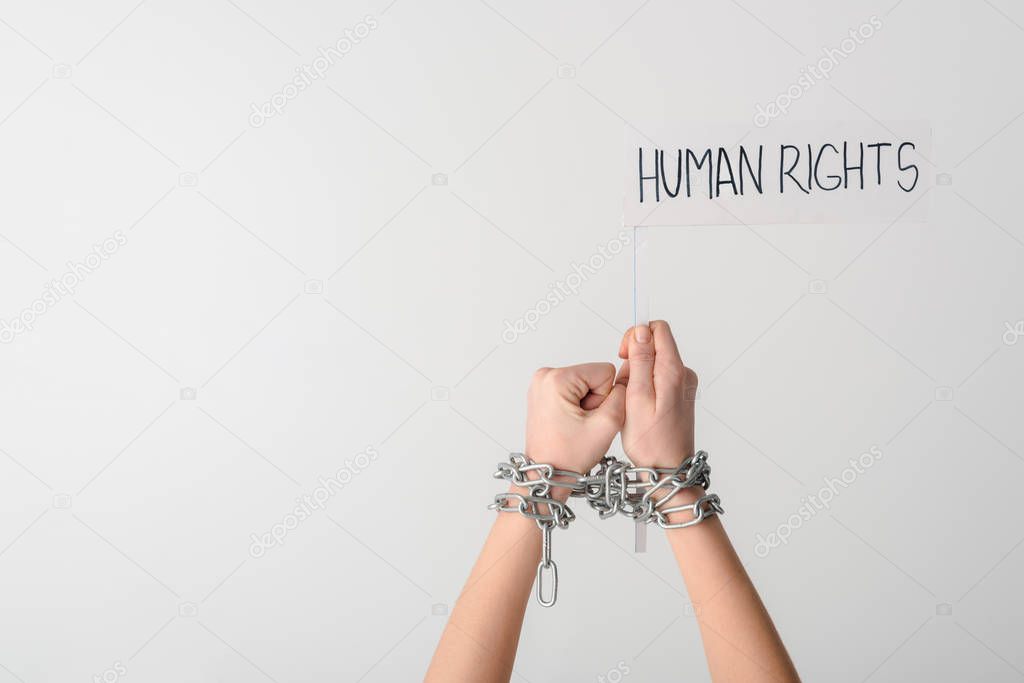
[425,322,799,683]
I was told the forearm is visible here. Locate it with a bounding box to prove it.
[662,490,799,682]
[425,494,553,682]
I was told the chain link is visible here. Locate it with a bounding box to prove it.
[489,451,724,606]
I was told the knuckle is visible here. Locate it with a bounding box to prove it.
[631,351,655,363]
[530,367,552,389]
[546,367,566,382]
[659,362,692,389]
[682,367,699,400]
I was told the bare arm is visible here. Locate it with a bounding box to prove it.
[424,509,546,682]
[662,489,799,681]
[426,363,626,682]
[618,321,799,682]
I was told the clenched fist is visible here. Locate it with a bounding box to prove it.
[525,363,626,476]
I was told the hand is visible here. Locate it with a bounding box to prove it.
[525,363,626,475]
[616,321,698,469]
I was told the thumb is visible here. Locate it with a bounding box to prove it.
[591,382,626,428]
[626,324,655,408]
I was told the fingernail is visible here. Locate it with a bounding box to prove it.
[634,325,651,343]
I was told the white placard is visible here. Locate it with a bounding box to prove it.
[623,122,932,226]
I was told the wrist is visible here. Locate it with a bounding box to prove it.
[506,486,571,504]
[517,452,588,502]
[632,449,693,471]
[507,474,573,503]
[651,484,701,505]
[648,482,707,526]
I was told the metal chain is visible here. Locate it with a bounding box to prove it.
[489,453,577,607]
[489,451,724,606]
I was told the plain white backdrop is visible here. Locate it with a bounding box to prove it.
[1,1,1022,681]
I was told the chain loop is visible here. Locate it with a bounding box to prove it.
[536,524,557,607]
[489,451,723,606]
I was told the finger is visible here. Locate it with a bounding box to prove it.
[593,382,626,426]
[559,362,617,406]
[617,328,632,359]
[650,320,683,368]
[626,324,655,406]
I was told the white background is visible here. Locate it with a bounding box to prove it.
[1,1,1022,682]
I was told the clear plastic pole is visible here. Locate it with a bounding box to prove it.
[633,226,649,553]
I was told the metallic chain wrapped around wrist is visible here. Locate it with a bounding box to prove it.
[489,451,724,607]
